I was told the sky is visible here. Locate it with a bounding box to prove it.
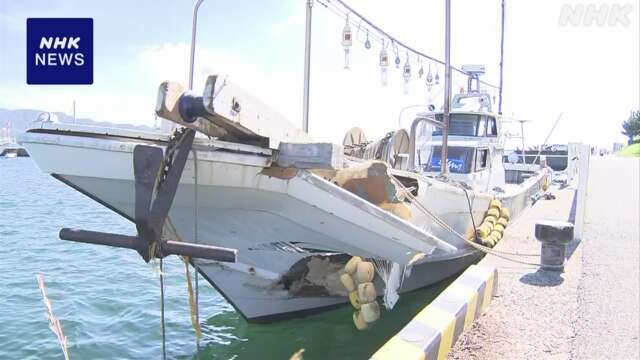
[0,0,638,148]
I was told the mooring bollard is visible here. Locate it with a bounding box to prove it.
[535,220,574,271]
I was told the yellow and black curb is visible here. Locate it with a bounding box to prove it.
[371,265,498,360]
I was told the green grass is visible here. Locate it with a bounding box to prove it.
[619,143,640,157]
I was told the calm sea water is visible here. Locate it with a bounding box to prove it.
[0,157,451,359]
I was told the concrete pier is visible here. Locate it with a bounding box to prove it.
[448,156,640,359]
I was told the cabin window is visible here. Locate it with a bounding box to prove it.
[432,114,492,137]
[477,116,487,136]
[475,148,489,171]
[487,117,497,136]
[424,146,473,174]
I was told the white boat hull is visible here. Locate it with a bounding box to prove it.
[20,128,548,321]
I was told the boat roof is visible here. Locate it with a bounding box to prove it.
[416,109,499,118]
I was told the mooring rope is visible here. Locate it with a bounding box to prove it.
[37,274,70,360]
[160,258,167,360]
[183,257,202,339]
[390,176,546,267]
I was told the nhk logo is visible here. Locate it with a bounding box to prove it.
[36,37,85,66]
[27,18,93,85]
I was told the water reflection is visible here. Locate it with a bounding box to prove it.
[190,279,452,360]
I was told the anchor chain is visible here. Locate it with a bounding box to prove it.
[159,127,191,188]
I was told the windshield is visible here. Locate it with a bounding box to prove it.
[432,114,496,137]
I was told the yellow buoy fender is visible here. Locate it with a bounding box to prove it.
[479,223,494,237]
[497,217,508,227]
[340,273,356,292]
[486,208,500,219]
[483,216,498,226]
[490,230,503,240]
[488,236,497,247]
[494,223,505,233]
[500,208,510,221]
[361,301,381,323]
[356,261,375,283]
[481,236,492,247]
[476,224,491,238]
[483,233,495,246]
[357,282,377,303]
[349,291,361,309]
[542,178,549,191]
[353,311,369,330]
[489,199,502,210]
[344,256,362,275]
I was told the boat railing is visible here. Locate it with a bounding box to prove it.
[408,115,444,172]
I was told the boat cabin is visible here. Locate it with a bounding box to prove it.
[409,92,506,190]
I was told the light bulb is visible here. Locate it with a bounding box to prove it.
[426,63,434,91]
[379,42,388,67]
[392,41,400,68]
[403,54,411,82]
[342,15,352,69]
[364,30,371,49]
[380,41,389,86]
[344,49,350,69]
[342,16,352,47]
[403,53,411,94]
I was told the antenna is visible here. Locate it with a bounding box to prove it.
[302,0,313,133]
[498,0,505,114]
[440,0,452,176]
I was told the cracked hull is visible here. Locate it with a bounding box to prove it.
[21,129,547,322]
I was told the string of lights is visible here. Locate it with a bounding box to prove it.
[315,0,500,94]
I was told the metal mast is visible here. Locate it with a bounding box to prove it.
[302,0,313,133]
[520,119,526,163]
[440,0,452,176]
[498,0,505,114]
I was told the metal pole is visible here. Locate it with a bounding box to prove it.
[520,120,526,163]
[440,0,452,176]
[72,100,76,124]
[193,150,200,353]
[190,3,203,354]
[195,264,200,352]
[302,0,313,133]
[189,0,205,90]
[498,0,505,114]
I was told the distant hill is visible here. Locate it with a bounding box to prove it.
[0,108,155,136]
